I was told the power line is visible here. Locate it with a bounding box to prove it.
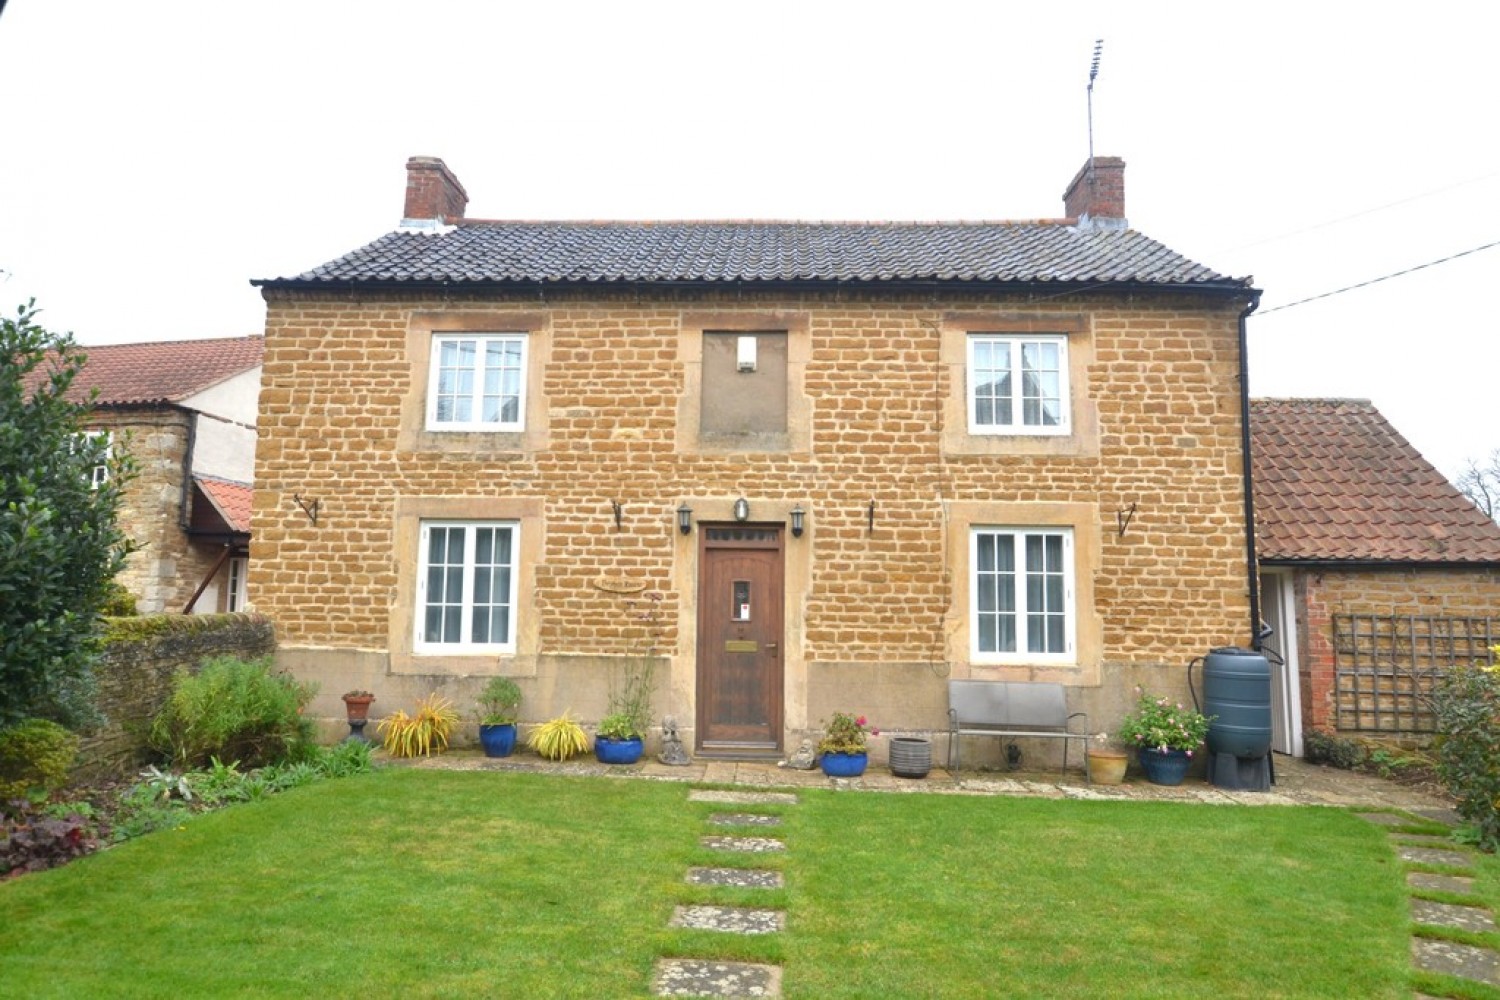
[1255,238,1500,316]
[1219,170,1500,254]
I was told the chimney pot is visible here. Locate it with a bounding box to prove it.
[403,156,468,225]
[1062,156,1126,229]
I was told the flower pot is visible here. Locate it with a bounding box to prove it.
[1138,748,1192,786]
[820,751,868,777]
[1086,748,1128,785]
[888,737,931,779]
[478,723,517,758]
[594,736,644,765]
[341,694,375,723]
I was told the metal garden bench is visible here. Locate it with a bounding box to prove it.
[946,679,1091,782]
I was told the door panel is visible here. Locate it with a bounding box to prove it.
[1258,571,1303,757]
[697,526,783,753]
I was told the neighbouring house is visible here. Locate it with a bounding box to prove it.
[251,155,1262,760]
[69,336,262,614]
[1251,398,1500,752]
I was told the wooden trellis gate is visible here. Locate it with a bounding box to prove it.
[1333,614,1496,734]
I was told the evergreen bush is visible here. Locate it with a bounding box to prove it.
[146,656,316,770]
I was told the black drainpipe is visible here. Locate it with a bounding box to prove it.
[1237,292,1264,649]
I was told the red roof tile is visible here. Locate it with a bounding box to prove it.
[65,335,262,406]
[1251,399,1500,564]
[194,476,253,534]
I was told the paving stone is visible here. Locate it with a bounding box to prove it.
[1408,872,1475,894]
[1059,785,1129,801]
[690,790,799,805]
[708,812,783,827]
[702,835,785,853]
[671,905,784,935]
[1398,846,1474,868]
[1412,937,1500,987]
[1409,806,1462,826]
[687,867,784,888]
[1394,833,1458,847]
[654,959,781,997]
[1412,899,1496,933]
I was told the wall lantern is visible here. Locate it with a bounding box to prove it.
[677,502,694,535]
[733,498,751,522]
[790,504,805,538]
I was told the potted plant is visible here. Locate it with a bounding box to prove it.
[1117,689,1213,786]
[376,693,459,758]
[528,711,590,761]
[594,591,661,766]
[817,711,878,777]
[1085,734,1129,785]
[594,711,644,765]
[340,690,375,743]
[476,676,522,758]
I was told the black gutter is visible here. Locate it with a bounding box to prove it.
[1238,292,1265,649]
[1259,559,1500,571]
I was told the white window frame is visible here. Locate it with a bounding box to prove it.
[970,526,1075,664]
[425,334,528,431]
[966,334,1070,435]
[227,557,248,612]
[415,520,519,654]
[73,430,113,487]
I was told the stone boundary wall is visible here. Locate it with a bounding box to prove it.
[75,613,276,779]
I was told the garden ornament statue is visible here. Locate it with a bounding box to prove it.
[657,715,690,766]
[778,738,816,770]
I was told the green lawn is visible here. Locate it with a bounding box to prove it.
[0,768,1480,998]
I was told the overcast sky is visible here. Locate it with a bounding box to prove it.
[2,1,1496,478]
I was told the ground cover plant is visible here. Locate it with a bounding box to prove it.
[0,770,1476,998]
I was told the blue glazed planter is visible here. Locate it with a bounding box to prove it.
[479,723,517,758]
[820,751,869,778]
[595,736,644,765]
[1138,748,1192,786]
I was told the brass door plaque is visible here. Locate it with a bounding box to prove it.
[724,640,758,653]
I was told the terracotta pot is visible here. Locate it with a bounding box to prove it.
[341,694,375,723]
[1086,748,1129,785]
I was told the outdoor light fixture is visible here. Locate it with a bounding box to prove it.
[733,498,751,522]
[790,504,805,538]
[677,502,693,535]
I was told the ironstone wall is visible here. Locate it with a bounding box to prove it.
[75,613,276,779]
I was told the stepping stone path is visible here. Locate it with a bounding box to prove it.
[653,789,798,996]
[1358,810,1500,991]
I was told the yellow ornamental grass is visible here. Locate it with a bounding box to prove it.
[377,694,459,758]
[527,712,590,761]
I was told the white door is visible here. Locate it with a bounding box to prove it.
[1258,570,1303,757]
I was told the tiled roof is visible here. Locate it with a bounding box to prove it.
[257,220,1247,290]
[1251,398,1500,564]
[65,335,263,406]
[194,475,253,535]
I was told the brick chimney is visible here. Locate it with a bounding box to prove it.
[1062,156,1126,229]
[402,156,468,225]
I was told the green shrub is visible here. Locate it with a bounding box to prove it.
[100,581,138,617]
[1430,655,1500,852]
[0,719,79,803]
[1303,729,1366,770]
[147,656,316,770]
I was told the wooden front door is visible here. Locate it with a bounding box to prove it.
[696,525,784,755]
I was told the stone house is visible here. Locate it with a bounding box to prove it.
[1251,398,1500,752]
[252,155,1262,761]
[72,336,262,613]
